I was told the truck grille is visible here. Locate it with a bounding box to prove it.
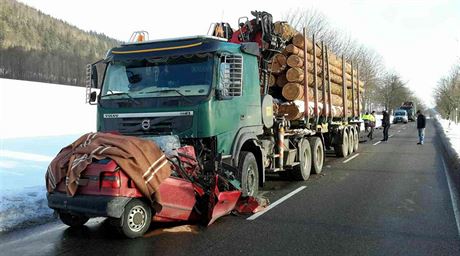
[102,116,193,136]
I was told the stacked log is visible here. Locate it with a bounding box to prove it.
[266,25,364,120]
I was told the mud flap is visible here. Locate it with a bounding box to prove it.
[207,175,241,225]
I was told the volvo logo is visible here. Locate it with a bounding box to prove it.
[141,119,151,130]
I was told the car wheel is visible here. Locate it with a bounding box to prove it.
[59,212,89,227]
[118,199,152,239]
[292,139,312,181]
[237,151,259,197]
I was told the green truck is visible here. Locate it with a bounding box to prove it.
[86,13,362,197]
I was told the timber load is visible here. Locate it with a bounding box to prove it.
[268,22,363,120]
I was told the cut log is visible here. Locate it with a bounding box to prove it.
[286,67,304,83]
[282,83,304,101]
[285,44,304,57]
[286,55,304,68]
[277,102,304,120]
[270,54,287,74]
[292,34,322,58]
[277,100,346,120]
[274,22,297,41]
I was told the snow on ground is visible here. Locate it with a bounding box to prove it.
[0,78,96,138]
[437,117,460,159]
[0,78,96,232]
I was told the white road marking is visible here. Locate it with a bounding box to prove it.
[343,153,360,163]
[0,150,53,162]
[389,135,394,138]
[398,130,401,133]
[373,141,381,146]
[441,157,460,237]
[247,186,306,220]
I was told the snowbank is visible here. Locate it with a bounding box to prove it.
[436,117,460,167]
[1,78,96,232]
[0,186,54,232]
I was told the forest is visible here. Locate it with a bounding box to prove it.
[0,0,119,86]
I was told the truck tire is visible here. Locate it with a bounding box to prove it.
[292,139,312,181]
[308,137,324,174]
[237,151,259,197]
[117,199,152,239]
[348,128,354,155]
[59,212,89,227]
[335,130,349,158]
[352,127,359,152]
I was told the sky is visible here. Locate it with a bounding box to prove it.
[16,0,460,107]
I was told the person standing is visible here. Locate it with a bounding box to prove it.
[416,110,426,145]
[368,111,376,140]
[381,110,390,141]
[363,112,370,132]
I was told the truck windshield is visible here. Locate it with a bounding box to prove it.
[101,53,214,99]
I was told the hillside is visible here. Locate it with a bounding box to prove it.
[0,0,120,86]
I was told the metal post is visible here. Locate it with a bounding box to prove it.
[351,61,355,119]
[303,27,310,123]
[321,41,327,118]
[357,65,361,118]
[326,46,332,121]
[342,55,347,121]
[313,34,318,120]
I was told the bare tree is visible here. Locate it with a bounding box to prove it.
[378,73,411,111]
[434,64,460,119]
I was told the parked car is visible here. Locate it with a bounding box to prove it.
[393,110,408,124]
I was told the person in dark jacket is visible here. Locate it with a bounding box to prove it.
[381,110,390,141]
[416,110,426,144]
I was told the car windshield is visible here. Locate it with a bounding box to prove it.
[101,53,214,99]
[395,112,406,116]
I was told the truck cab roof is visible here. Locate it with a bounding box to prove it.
[106,35,258,61]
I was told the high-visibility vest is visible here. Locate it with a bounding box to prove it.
[368,115,376,122]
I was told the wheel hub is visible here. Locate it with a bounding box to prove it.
[128,206,146,231]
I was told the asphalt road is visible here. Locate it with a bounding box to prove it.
[1,120,459,255]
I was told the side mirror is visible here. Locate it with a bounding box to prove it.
[91,65,98,88]
[86,61,103,105]
[89,91,97,103]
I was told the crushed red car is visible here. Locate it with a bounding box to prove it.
[46,133,264,238]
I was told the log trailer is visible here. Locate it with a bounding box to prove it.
[86,11,362,197]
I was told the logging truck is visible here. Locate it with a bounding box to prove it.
[85,11,362,196]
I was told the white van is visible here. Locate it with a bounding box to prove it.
[393,109,408,124]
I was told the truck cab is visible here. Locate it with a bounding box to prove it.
[88,36,268,196]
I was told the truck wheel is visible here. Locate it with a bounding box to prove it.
[335,130,349,158]
[117,199,152,239]
[238,151,259,197]
[353,128,359,152]
[308,137,324,174]
[292,139,312,181]
[348,129,354,154]
[59,212,89,227]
